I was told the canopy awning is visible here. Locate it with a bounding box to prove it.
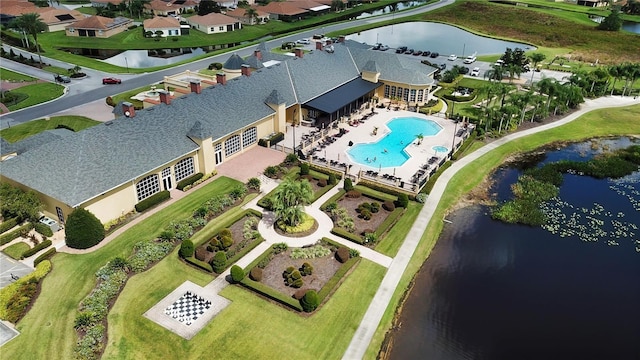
[309,5,331,11]
[304,78,382,114]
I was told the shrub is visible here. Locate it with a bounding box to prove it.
[249,267,263,281]
[397,193,409,208]
[300,163,310,175]
[22,239,52,258]
[383,200,395,211]
[176,173,204,191]
[264,166,278,178]
[106,96,115,107]
[290,245,331,259]
[415,193,427,203]
[360,209,372,220]
[179,239,194,258]
[219,228,232,237]
[220,235,233,249]
[370,201,380,213]
[349,248,360,258]
[336,247,350,263]
[211,251,227,273]
[247,177,261,190]
[208,62,223,70]
[65,208,105,249]
[135,191,170,212]
[273,242,288,253]
[0,217,19,234]
[324,202,338,211]
[363,232,378,244]
[328,173,337,185]
[300,262,313,276]
[358,202,372,212]
[346,190,361,198]
[230,265,245,283]
[34,222,53,237]
[344,178,354,191]
[300,290,319,312]
[195,247,208,261]
[285,153,298,165]
[229,185,247,199]
[33,247,56,266]
[291,278,304,288]
[318,178,327,187]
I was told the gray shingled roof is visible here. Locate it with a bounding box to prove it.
[223,53,248,70]
[362,60,379,73]
[1,129,73,157]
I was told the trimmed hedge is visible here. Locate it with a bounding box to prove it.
[230,265,245,283]
[353,184,399,202]
[317,256,359,301]
[184,256,213,272]
[250,267,263,281]
[33,248,56,267]
[179,239,194,258]
[34,222,53,237]
[176,173,204,191]
[355,181,415,201]
[258,132,284,147]
[300,290,319,312]
[331,227,365,244]
[65,209,105,250]
[308,164,342,180]
[135,191,170,213]
[336,247,350,263]
[0,217,19,234]
[239,277,303,312]
[374,208,404,238]
[211,251,227,273]
[0,223,33,246]
[22,239,52,259]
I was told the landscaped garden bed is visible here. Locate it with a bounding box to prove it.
[239,239,360,312]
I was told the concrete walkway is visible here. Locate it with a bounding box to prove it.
[341,96,640,359]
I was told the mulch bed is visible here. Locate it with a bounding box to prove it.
[260,248,342,296]
[332,195,392,235]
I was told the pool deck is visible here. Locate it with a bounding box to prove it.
[283,108,467,188]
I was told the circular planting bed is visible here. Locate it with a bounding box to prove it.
[274,213,318,237]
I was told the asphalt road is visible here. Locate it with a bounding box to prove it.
[0,0,455,129]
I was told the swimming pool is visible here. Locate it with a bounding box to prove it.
[433,145,448,153]
[347,117,442,168]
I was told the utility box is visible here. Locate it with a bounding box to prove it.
[39,216,59,233]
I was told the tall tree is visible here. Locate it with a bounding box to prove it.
[598,8,623,31]
[10,13,47,67]
[244,7,258,24]
[528,52,546,84]
[198,0,221,15]
[608,64,622,95]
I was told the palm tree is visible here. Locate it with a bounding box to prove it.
[10,13,46,68]
[608,64,622,95]
[244,8,258,24]
[415,133,424,145]
[484,64,504,83]
[528,52,546,85]
[272,178,313,227]
[536,77,557,114]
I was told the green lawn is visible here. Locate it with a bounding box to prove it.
[104,257,385,359]
[364,103,640,359]
[4,83,65,112]
[2,242,30,260]
[0,176,242,360]
[0,68,35,82]
[0,115,100,143]
[375,201,421,258]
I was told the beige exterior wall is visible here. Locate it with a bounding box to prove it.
[361,70,380,83]
[82,182,137,224]
[380,79,432,106]
[65,25,129,38]
[1,176,73,224]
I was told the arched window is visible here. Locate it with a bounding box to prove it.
[174,157,195,182]
[225,134,241,157]
[242,127,257,148]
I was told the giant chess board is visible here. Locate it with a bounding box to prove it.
[164,291,212,326]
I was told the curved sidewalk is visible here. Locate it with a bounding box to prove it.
[342,96,640,359]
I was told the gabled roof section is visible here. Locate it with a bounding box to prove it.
[265,89,286,105]
[0,129,73,157]
[188,12,239,26]
[362,60,379,73]
[285,44,360,103]
[143,16,180,29]
[223,53,248,70]
[67,15,131,30]
[34,7,84,25]
[187,121,207,140]
[257,2,308,15]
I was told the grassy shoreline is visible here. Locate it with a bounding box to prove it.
[364,102,640,359]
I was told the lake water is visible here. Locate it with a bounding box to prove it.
[346,22,534,56]
[386,137,640,360]
[622,21,640,34]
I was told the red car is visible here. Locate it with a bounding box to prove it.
[102,77,122,85]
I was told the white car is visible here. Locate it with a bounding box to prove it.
[463,55,476,64]
[494,59,505,67]
[448,54,458,61]
[296,39,310,45]
[470,67,480,76]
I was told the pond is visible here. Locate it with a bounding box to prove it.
[622,21,640,34]
[346,22,534,56]
[386,137,640,360]
[355,1,428,19]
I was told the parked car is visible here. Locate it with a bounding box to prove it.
[471,67,480,76]
[413,50,423,56]
[448,54,458,61]
[102,77,122,85]
[404,49,414,55]
[430,52,440,58]
[439,63,447,70]
[463,55,476,64]
[395,46,408,54]
[379,44,389,51]
[494,59,505,67]
[459,66,470,75]
[421,50,431,57]
[372,43,381,50]
[296,38,310,45]
[55,74,71,83]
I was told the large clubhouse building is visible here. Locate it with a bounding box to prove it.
[0,40,437,226]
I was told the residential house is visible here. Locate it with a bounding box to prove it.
[143,16,182,37]
[65,15,132,38]
[0,4,84,32]
[225,7,269,25]
[576,0,609,7]
[0,40,437,226]
[145,0,199,17]
[186,12,241,34]
[90,0,126,7]
[256,2,308,22]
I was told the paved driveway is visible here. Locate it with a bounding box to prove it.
[0,252,34,289]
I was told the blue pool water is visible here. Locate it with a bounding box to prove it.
[348,117,442,168]
[433,146,448,153]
